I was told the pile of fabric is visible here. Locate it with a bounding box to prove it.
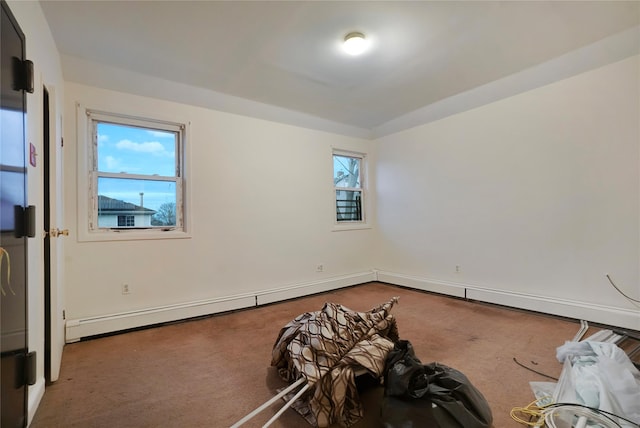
[270,298,493,428]
[271,298,399,426]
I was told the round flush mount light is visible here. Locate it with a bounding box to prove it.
[343,32,368,55]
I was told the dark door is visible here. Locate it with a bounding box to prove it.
[1,1,29,426]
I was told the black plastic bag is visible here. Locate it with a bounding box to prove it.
[381,340,493,428]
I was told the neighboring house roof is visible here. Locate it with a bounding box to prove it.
[97,195,156,214]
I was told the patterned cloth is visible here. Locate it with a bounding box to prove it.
[270,298,400,427]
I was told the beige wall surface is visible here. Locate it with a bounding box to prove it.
[374,55,640,329]
[63,82,376,322]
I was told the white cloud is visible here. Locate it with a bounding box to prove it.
[116,139,173,157]
[146,130,174,139]
[98,134,109,144]
[104,155,119,170]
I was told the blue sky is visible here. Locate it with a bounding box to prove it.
[97,123,177,211]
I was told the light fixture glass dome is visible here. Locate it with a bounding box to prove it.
[343,32,367,55]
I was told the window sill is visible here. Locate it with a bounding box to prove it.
[332,223,372,232]
[77,228,192,243]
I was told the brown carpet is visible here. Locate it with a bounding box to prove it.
[31,282,595,427]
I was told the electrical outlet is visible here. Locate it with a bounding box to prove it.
[122,283,131,294]
[455,265,461,273]
[316,264,324,272]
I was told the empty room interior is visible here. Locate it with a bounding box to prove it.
[2,1,640,427]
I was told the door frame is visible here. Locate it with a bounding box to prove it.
[43,85,51,382]
[42,83,64,383]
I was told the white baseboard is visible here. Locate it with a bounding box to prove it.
[65,270,638,342]
[376,270,640,331]
[28,377,45,427]
[376,271,468,299]
[65,271,376,342]
[256,271,376,305]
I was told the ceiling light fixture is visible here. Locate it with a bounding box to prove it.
[343,32,367,55]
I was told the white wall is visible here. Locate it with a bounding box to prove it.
[6,0,65,423]
[374,55,640,330]
[63,83,377,339]
[62,47,640,337]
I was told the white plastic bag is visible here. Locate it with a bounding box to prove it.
[554,341,640,425]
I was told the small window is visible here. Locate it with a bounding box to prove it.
[86,110,185,234]
[333,151,365,223]
[117,215,135,227]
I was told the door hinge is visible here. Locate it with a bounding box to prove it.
[12,58,34,93]
[14,205,36,238]
[25,351,36,386]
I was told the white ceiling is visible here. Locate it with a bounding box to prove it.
[40,1,640,136]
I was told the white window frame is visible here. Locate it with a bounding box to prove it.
[77,103,191,242]
[332,149,370,231]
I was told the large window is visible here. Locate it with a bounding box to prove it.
[333,150,365,223]
[84,110,186,236]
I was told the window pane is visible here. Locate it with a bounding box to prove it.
[333,155,360,188]
[97,177,177,227]
[0,171,24,231]
[336,190,362,221]
[1,109,25,168]
[97,122,177,176]
[117,215,135,227]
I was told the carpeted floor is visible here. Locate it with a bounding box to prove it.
[31,282,595,427]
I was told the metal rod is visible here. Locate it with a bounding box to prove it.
[262,383,311,428]
[572,320,589,342]
[627,343,640,358]
[230,377,305,428]
[606,333,623,344]
[584,329,615,342]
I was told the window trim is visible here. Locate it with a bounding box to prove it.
[332,148,371,231]
[76,103,191,242]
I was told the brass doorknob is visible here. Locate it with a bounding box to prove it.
[46,228,69,238]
